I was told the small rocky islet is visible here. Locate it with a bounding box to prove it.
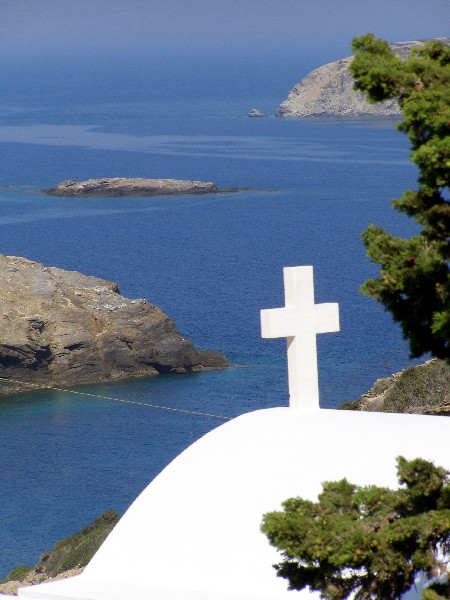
[0,254,226,397]
[248,108,267,118]
[45,177,248,197]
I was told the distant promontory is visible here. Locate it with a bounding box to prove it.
[0,254,227,396]
[46,178,247,197]
[276,39,450,118]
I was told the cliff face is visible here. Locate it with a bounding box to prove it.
[0,254,226,396]
[276,40,447,118]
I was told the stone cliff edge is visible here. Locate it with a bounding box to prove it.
[0,254,227,396]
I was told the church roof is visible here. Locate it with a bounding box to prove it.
[18,267,450,599]
[19,407,450,600]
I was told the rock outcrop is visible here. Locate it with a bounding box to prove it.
[0,254,226,396]
[248,108,267,118]
[276,39,450,118]
[340,359,450,415]
[46,178,246,197]
[0,567,84,596]
[0,511,119,595]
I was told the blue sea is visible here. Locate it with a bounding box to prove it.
[0,74,420,576]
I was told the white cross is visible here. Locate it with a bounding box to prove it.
[260,266,339,410]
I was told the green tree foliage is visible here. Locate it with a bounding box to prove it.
[349,34,450,359]
[261,457,450,599]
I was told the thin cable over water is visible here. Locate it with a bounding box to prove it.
[0,376,232,421]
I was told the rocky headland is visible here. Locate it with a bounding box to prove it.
[0,254,226,396]
[340,359,450,415]
[46,178,246,197]
[276,39,450,118]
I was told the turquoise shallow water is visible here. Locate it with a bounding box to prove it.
[0,91,420,575]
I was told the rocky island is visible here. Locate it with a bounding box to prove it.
[46,178,246,197]
[0,254,226,396]
[248,108,267,118]
[276,39,450,118]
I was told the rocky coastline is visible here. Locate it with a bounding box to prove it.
[0,512,119,596]
[340,359,450,415]
[45,178,247,197]
[276,39,450,118]
[0,254,226,397]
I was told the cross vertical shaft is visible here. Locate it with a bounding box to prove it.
[260,266,339,410]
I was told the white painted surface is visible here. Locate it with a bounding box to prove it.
[19,408,450,600]
[261,266,339,409]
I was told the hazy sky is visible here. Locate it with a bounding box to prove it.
[2,1,449,59]
[1,1,449,100]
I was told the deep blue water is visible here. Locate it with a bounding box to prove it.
[0,88,420,575]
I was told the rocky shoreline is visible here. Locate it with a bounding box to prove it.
[45,178,248,197]
[0,567,84,596]
[0,254,226,396]
[276,39,450,118]
[340,359,450,415]
[0,512,119,596]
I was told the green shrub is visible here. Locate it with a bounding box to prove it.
[0,565,31,583]
[382,360,450,413]
[36,510,120,578]
[262,456,450,599]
